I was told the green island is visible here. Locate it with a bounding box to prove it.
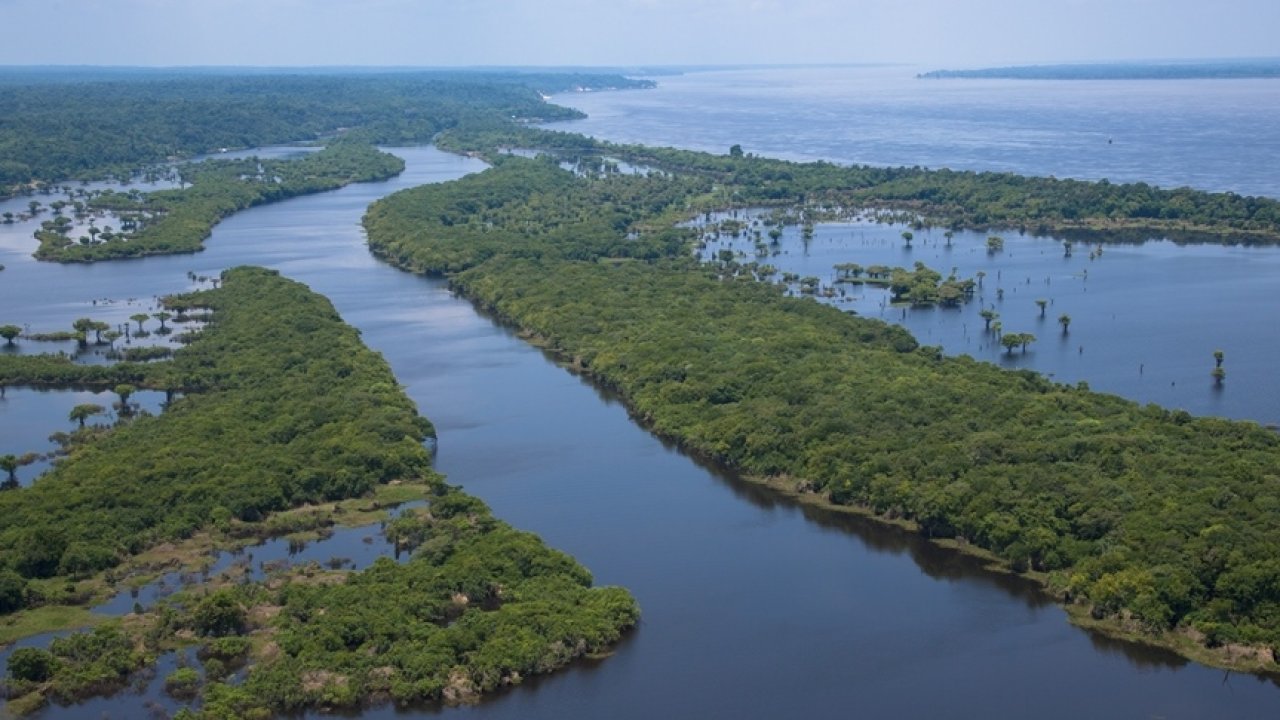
[363,148,1280,673]
[31,141,405,262]
[440,126,1280,245]
[0,267,637,716]
[0,71,652,195]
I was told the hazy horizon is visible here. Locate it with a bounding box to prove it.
[0,0,1276,69]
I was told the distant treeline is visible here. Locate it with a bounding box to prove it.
[0,71,651,190]
[364,154,1280,671]
[439,126,1280,243]
[918,60,1280,80]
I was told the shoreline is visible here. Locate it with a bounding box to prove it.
[417,264,1280,680]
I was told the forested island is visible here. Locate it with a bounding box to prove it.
[30,141,405,262]
[5,66,1280,716]
[440,126,1280,245]
[918,60,1280,80]
[0,268,637,716]
[363,141,1280,673]
[0,71,652,194]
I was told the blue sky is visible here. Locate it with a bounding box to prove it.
[0,0,1276,67]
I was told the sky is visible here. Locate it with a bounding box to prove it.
[0,0,1276,68]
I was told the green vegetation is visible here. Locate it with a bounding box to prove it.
[0,267,636,713]
[365,154,1280,670]
[0,266,433,587]
[0,71,651,192]
[32,141,404,262]
[439,126,1280,245]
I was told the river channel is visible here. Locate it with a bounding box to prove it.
[2,146,1278,718]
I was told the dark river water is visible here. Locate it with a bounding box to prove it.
[2,145,1280,715]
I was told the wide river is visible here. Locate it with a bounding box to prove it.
[2,68,1280,719]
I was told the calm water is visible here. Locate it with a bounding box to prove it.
[2,144,1277,718]
[698,217,1280,426]
[555,65,1280,198]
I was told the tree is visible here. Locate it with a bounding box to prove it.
[91,320,110,344]
[901,230,914,247]
[130,313,150,333]
[1000,334,1022,355]
[192,590,247,636]
[980,309,999,330]
[0,324,20,345]
[1063,241,1073,257]
[944,230,954,247]
[72,317,97,348]
[729,144,744,158]
[1059,314,1071,334]
[1019,333,1036,352]
[0,454,17,486]
[0,569,27,613]
[986,235,1004,254]
[69,403,106,428]
[115,383,137,414]
[1036,299,1048,317]
[6,647,59,682]
[154,311,173,333]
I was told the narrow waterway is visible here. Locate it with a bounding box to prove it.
[2,147,1278,719]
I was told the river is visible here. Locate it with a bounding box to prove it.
[1,97,1279,718]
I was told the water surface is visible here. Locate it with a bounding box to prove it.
[3,146,1276,718]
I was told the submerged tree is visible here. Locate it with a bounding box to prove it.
[0,324,20,346]
[1036,299,1048,318]
[980,309,999,330]
[986,235,1004,254]
[1214,349,1224,368]
[69,403,106,428]
[114,384,136,414]
[130,313,150,333]
[0,455,17,487]
[1059,314,1071,334]
[1212,366,1226,386]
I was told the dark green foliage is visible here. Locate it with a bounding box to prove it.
[441,126,1280,245]
[365,155,1280,655]
[167,487,636,717]
[191,591,247,637]
[0,267,435,582]
[0,72,649,191]
[6,648,59,683]
[34,142,405,262]
[0,570,27,612]
[363,155,701,274]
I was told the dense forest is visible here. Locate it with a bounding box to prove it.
[364,155,1280,670]
[0,71,651,192]
[33,141,405,262]
[438,126,1280,245]
[0,268,636,715]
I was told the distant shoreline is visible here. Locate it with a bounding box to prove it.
[919,60,1280,81]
